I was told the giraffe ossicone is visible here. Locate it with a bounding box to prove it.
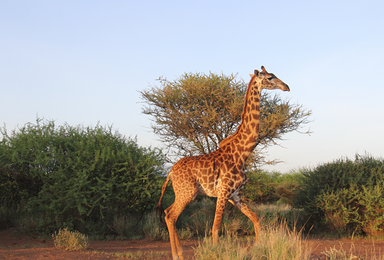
[156,66,290,260]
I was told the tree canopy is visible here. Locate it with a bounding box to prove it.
[140,72,312,167]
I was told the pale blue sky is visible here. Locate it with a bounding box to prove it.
[1,1,383,173]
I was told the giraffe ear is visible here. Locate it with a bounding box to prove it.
[261,66,267,73]
[249,73,255,77]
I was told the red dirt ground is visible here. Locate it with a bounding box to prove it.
[1,229,384,259]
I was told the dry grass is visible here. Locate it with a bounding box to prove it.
[52,228,88,251]
[321,245,384,260]
[194,219,312,260]
[114,250,168,259]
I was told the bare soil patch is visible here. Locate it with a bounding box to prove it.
[1,229,384,259]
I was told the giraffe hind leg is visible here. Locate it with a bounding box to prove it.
[229,198,260,242]
[165,206,182,260]
[165,193,197,260]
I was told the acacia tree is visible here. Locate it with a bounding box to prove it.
[140,72,311,168]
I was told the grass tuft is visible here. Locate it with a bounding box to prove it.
[322,247,359,260]
[194,219,312,260]
[52,228,88,251]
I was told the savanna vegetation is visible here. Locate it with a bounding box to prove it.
[1,119,382,239]
[0,119,383,259]
[1,71,383,259]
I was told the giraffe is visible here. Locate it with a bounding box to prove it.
[156,66,290,260]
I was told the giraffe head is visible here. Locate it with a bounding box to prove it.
[249,66,290,92]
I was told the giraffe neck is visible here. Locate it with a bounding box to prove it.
[234,81,261,155]
[219,76,262,159]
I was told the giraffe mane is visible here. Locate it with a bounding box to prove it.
[219,74,257,148]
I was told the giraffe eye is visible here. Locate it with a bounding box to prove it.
[268,76,274,80]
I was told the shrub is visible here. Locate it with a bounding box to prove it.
[0,118,166,235]
[142,210,168,241]
[110,213,143,239]
[356,184,384,236]
[243,170,301,204]
[52,228,88,251]
[294,154,384,235]
[313,187,360,234]
[181,197,216,237]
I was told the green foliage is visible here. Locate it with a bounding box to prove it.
[181,197,216,237]
[0,118,165,234]
[294,154,384,236]
[314,187,360,234]
[357,184,384,236]
[0,119,57,205]
[242,170,301,204]
[52,228,88,251]
[142,210,169,241]
[0,205,19,230]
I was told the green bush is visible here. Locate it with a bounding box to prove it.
[181,197,216,237]
[142,210,169,241]
[355,183,384,236]
[294,154,384,236]
[242,170,301,204]
[0,118,165,235]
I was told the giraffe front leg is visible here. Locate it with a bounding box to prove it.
[212,195,228,244]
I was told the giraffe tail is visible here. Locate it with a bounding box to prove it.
[155,170,172,228]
